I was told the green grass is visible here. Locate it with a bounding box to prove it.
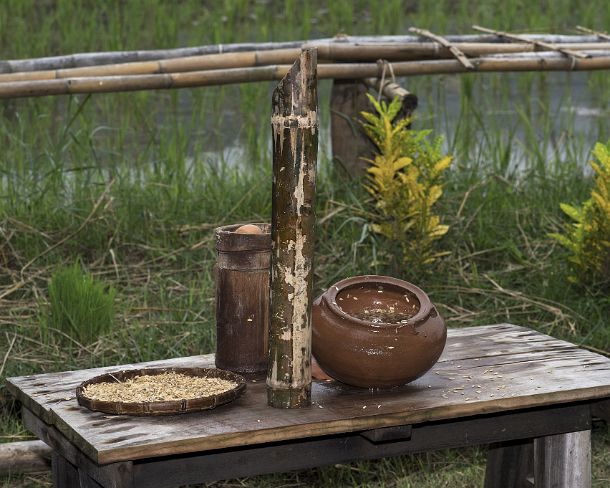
[1,1,610,486]
[46,262,116,345]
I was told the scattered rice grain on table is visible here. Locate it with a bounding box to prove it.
[82,372,237,403]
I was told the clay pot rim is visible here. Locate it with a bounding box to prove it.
[321,275,432,328]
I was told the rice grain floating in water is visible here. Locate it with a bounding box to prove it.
[82,372,237,403]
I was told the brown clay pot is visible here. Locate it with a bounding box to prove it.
[312,275,446,388]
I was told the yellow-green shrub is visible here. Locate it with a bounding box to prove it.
[360,95,452,270]
[550,142,610,287]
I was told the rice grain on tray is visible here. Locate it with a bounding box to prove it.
[82,372,237,403]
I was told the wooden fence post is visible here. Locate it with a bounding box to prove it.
[330,78,418,178]
[267,49,318,408]
[330,79,373,177]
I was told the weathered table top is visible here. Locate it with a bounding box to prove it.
[7,324,610,465]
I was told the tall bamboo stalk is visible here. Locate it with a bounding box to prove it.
[1,51,610,99]
[267,49,318,409]
[0,34,603,74]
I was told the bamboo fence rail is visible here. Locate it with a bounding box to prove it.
[1,50,609,99]
[0,34,604,74]
[472,25,591,59]
[4,42,610,84]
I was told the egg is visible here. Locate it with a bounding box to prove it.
[234,224,263,234]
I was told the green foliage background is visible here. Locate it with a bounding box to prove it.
[1,1,609,486]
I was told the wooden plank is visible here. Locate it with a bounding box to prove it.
[129,403,590,487]
[360,425,412,443]
[23,408,134,487]
[592,398,610,422]
[360,425,413,444]
[8,324,610,465]
[534,430,591,488]
[52,453,80,488]
[78,470,104,488]
[484,439,533,488]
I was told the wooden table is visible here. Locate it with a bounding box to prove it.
[7,324,610,488]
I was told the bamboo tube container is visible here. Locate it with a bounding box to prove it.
[267,49,318,408]
[215,223,271,374]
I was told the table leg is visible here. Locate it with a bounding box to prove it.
[52,453,79,488]
[78,470,104,488]
[534,430,591,488]
[484,439,533,488]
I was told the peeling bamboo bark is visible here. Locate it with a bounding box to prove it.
[267,49,318,409]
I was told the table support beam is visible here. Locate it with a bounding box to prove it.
[52,453,80,488]
[484,439,533,488]
[534,430,591,488]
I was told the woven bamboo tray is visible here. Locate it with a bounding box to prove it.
[76,367,246,416]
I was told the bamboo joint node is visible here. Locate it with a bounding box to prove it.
[270,112,318,129]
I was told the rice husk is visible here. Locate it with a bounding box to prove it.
[82,372,237,403]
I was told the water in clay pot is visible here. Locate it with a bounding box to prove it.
[335,284,420,325]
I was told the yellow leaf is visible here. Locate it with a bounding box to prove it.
[393,157,412,172]
[432,156,452,176]
[429,225,449,237]
[428,185,443,205]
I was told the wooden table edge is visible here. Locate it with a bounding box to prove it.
[82,388,610,464]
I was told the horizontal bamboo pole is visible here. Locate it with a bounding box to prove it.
[472,25,590,59]
[0,34,603,74]
[1,51,610,99]
[3,41,610,85]
[0,48,302,83]
[0,440,51,475]
[364,77,417,106]
[4,42,610,84]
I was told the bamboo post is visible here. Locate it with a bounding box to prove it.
[267,49,318,408]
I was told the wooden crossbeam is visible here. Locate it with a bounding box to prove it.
[575,25,610,41]
[472,25,591,59]
[409,27,475,69]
